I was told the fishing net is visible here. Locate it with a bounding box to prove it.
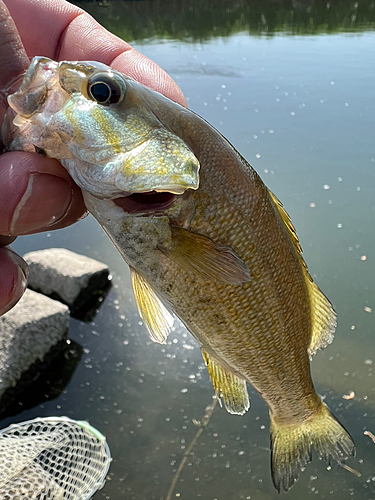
[0,416,111,500]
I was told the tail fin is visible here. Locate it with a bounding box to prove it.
[270,402,355,493]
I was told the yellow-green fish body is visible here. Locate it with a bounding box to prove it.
[3,57,355,492]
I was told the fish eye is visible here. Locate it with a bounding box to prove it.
[88,73,125,105]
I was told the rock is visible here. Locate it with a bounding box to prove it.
[24,248,110,312]
[0,289,70,400]
[0,339,83,420]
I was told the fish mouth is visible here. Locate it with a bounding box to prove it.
[113,191,176,214]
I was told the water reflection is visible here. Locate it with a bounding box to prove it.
[73,0,375,41]
[1,1,374,499]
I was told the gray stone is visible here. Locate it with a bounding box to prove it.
[0,289,70,399]
[24,248,110,312]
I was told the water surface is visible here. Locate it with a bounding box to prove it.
[1,1,375,499]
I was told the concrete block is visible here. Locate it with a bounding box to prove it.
[24,248,110,312]
[0,289,70,399]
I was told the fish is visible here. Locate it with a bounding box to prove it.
[2,56,355,492]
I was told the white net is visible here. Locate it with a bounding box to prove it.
[0,416,111,500]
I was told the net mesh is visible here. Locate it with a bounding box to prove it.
[0,417,111,500]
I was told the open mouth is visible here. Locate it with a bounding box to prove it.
[114,191,176,214]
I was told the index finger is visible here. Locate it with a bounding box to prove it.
[3,0,186,107]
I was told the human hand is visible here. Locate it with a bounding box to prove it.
[0,0,186,316]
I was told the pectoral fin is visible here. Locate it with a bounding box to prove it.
[161,226,250,285]
[202,348,250,415]
[130,267,174,344]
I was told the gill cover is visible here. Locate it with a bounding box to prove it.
[5,56,200,199]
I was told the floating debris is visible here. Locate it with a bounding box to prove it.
[364,430,375,444]
[364,306,372,313]
[165,398,218,500]
[343,391,355,400]
[360,255,367,261]
[339,463,361,477]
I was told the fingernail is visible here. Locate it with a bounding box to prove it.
[10,173,73,235]
[0,248,29,316]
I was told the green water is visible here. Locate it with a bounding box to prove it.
[1,1,375,499]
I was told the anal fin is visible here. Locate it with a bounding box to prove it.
[202,348,250,415]
[130,267,174,344]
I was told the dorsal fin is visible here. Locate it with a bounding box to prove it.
[306,282,337,356]
[130,267,174,344]
[201,348,250,415]
[268,189,304,258]
[267,189,336,355]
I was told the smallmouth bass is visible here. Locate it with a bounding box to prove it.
[2,56,355,492]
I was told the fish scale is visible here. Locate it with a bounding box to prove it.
[3,56,354,493]
[152,180,314,414]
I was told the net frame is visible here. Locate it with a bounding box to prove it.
[0,416,112,500]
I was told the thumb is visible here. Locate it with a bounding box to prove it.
[0,246,28,316]
[0,1,29,125]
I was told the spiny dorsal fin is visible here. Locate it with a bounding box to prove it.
[268,189,303,257]
[201,348,250,415]
[161,226,250,285]
[130,267,173,344]
[268,189,336,355]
